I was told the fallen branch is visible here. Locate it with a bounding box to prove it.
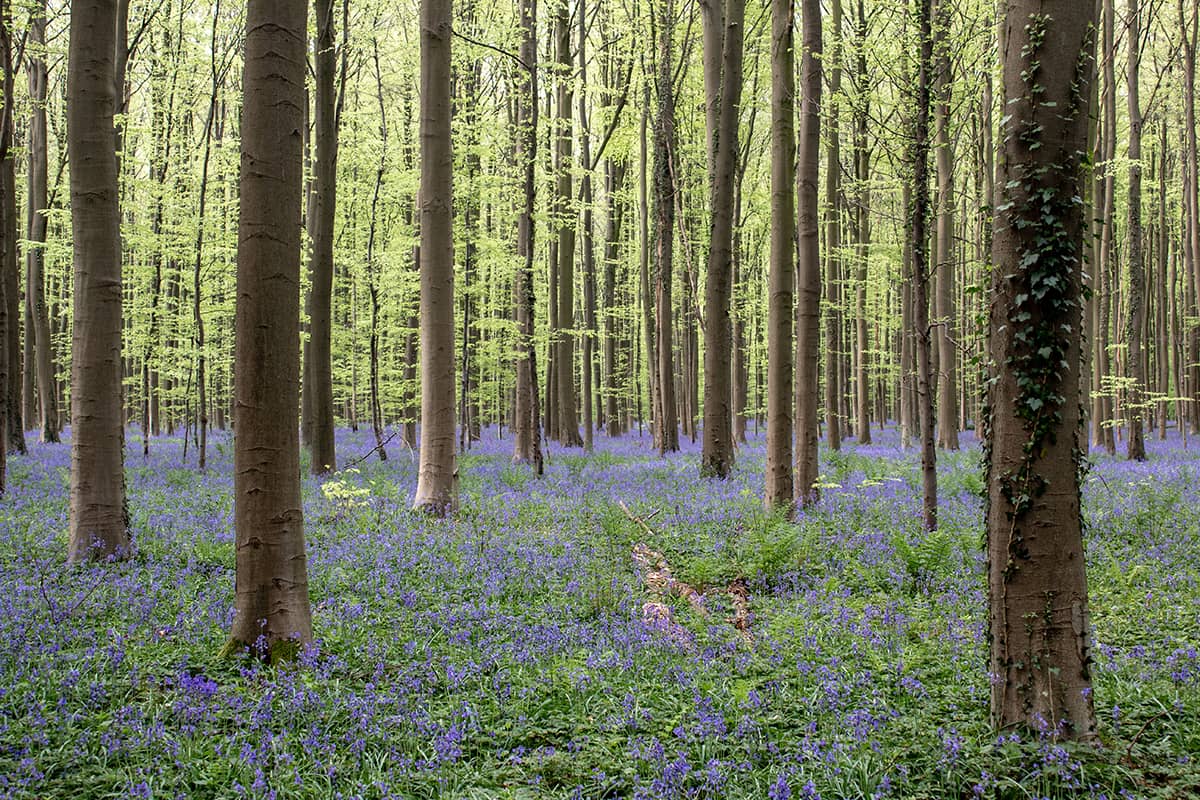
[621,499,755,647]
[618,500,660,539]
[727,578,754,645]
[341,430,400,471]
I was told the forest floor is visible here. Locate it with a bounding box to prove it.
[1,423,1198,799]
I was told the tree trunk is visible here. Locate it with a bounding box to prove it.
[512,0,543,471]
[366,30,388,461]
[578,3,596,452]
[654,0,679,455]
[1124,0,1146,461]
[412,0,458,514]
[1093,0,1116,454]
[603,158,627,439]
[639,81,657,438]
[794,0,821,507]
[227,0,312,655]
[700,0,745,478]
[912,0,937,531]
[0,0,19,456]
[303,0,341,474]
[765,0,795,510]
[553,0,581,447]
[1182,0,1200,434]
[987,0,1098,738]
[933,0,958,450]
[852,0,871,446]
[824,0,843,452]
[67,0,129,562]
[190,5,225,472]
[0,0,9,492]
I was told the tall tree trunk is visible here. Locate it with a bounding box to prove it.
[366,29,388,461]
[603,159,627,439]
[26,0,56,445]
[578,4,596,452]
[851,0,871,446]
[0,0,10,492]
[765,0,795,510]
[824,0,843,452]
[1125,0,1146,461]
[190,3,225,472]
[639,80,657,438]
[554,0,581,446]
[700,0,745,478]
[512,0,543,471]
[0,0,18,455]
[654,0,679,455]
[933,0,958,449]
[912,0,937,531]
[795,0,821,507]
[1093,0,1117,453]
[141,5,179,457]
[67,0,128,562]
[1182,0,1200,434]
[987,0,1098,738]
[412,0,458,514]
[304,0,341,474]
[459,42,480,452]
[227,0,312,655]
[900,214,914,448]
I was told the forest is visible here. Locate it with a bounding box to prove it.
[0,0,1198,796]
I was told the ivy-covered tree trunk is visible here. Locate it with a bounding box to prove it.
[794,0,821,508]
[67,0,129,562]
[412,0,458,515]
[986,0,1098,739]
[228,0,312,655]
[700,0,745,479]
[764,0,794,511]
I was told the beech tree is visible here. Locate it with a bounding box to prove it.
[25,0,58,444]
[986,0,1098,737]
[764,0,794,510]
[512,0,544,471]
[226,0,313,655]
[0,0,17,458]
[653,0,679,455]
[67,0,129,563]
[303,0,348,474]
[700,0,745,479]
[794,0,821,507]
[910,0,937,531]
[1125,0,1146,462]
[411,0,458,514]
